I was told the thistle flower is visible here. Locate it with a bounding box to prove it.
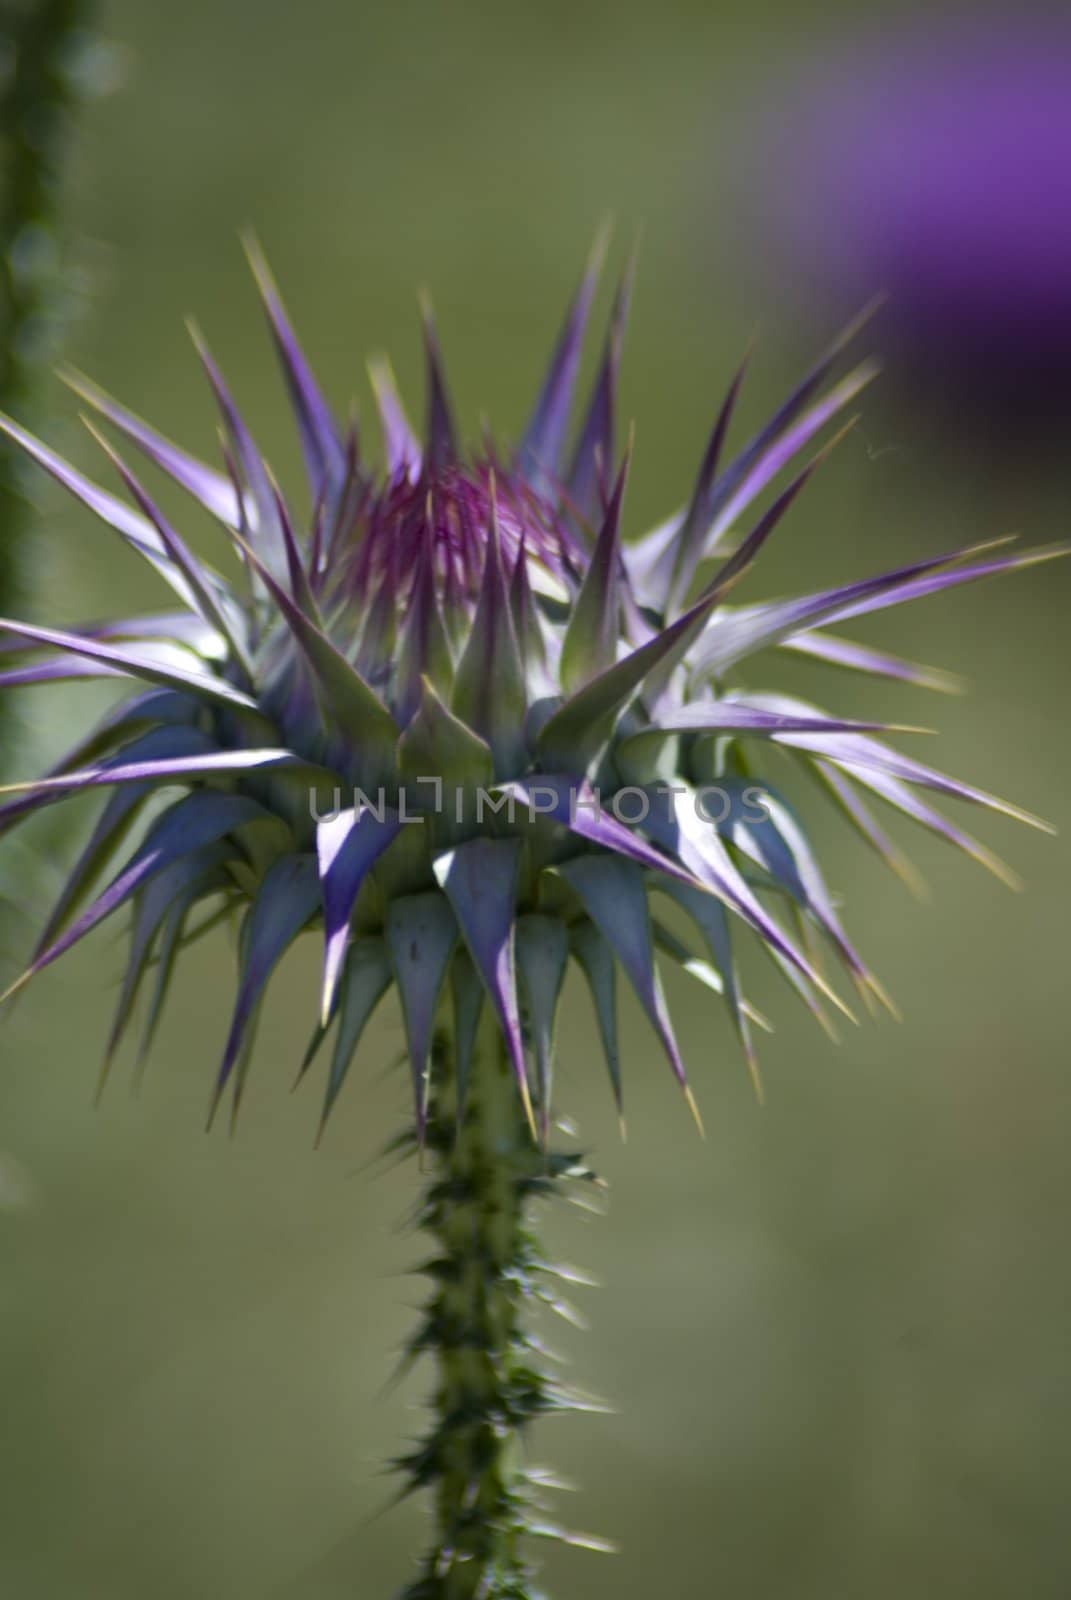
[0,241,1059,1120]
[760,16,1071,428]
[0,240,1062,1595]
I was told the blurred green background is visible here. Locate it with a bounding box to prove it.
[2,2,1070,1596]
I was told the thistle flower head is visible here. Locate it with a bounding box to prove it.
[763,15,1071,422]
[0,239,1063,1139]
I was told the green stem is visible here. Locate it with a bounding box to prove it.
[400,1012,596,1599]
[1,0,96,681]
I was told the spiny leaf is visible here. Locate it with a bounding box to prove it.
[724,782,890,1015]
[243,233,347,502]
[665,353,749,615]
[640,781,855,1019]
[450,478,527,777]
[520,225,608,492]
[59,365,241,525]
[32,783,153,959]
[368,356,421,480]
[780,629,964,693]
[208,855,322,1126]
[654,879,762,1099]
[536,584,725,775]
[398,677,494,847]
[385,892,458,1136]
[82,420,253,676]
[559,443,631,693]
[821,758,1023,891]
[509,532,548,681]
[504,775,708,895]
[316,804,402,1022]
[811,759,928,899]
[557,855,700,1130]
[626,321,879,608]
[224,523,400,787]
[0,745,321,810]
[318,938,393,1139]
[420,296,458,471]
[516,914,570,1141]
[2,791,267,1004]
[700,361,877,563]
[399,677,493,789]
[433,837,534,1138]
[101,848,230,1090]
[618,698,922,754]
[567,248,635,531]
[393,516,453,725]
[757,696,1053,831]
[266,468,322,622]
[187,320,288,580]
[0,410,222,613]
[0,615,258,714]
[136,889,205,1072]
[692,541,1070,679]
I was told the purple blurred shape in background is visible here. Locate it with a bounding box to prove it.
[764,15,1071,431]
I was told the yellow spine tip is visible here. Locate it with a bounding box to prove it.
[853,973,881,1020]
[867,975,902,1022]
[817,976,857,1025]
[518,1076,539,1145]
[0,968,33,1007]
[683,1084,706,1139]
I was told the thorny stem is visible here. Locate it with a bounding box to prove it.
[399,1010,602,1599]
[1,0,98,761]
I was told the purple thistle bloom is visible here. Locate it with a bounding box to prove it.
[760,16,1071,426]
[0,238,1063,1137]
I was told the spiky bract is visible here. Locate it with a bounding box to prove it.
[0,240,1062,1136]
